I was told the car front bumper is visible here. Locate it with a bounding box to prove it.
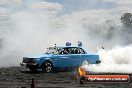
[20,62,38,68]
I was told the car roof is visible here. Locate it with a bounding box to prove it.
[49,46,81,48]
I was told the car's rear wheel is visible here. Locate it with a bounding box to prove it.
[42,61,54,73]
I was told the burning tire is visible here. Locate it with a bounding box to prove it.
[77,66,87,84]
[42,61,54,73]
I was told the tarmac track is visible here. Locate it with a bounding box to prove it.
[0,66,132,88]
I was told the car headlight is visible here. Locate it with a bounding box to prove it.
[23,57,36,63]
[30,58,36,63]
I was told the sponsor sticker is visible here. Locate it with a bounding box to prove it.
[84,75,130,83]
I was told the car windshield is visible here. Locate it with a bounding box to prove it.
[45,47,59,54]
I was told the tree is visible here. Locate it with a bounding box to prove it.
[121,13,132,26]
[120,13,132,45]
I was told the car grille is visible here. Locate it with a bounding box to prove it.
[23,57,35,63]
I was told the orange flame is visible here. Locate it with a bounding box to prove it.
[78,66,86,76]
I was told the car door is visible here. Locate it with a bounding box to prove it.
[56,48,71,68]
[70,48,82,67]
[82,54,99,64]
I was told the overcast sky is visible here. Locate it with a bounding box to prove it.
[0,0,132,47]
[0,0,132,13]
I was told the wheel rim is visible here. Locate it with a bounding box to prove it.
[45,62,52,72]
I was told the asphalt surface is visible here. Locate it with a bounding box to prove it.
[0,66,132,88]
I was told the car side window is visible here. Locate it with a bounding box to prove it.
[58,47,85,54]
[78,48,85,54]
[69,48,80,54]
[59,48,69,54]
[74,48,79,54]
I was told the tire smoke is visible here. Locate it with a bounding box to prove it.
[82,45,132,73]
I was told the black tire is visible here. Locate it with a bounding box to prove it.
[42,61,54,73]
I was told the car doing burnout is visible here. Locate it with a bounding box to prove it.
[20,46,101,73]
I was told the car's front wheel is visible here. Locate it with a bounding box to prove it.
[42,61,54,73]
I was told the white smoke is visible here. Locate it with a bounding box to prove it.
[82,45,132,73]
[0,1,91,67]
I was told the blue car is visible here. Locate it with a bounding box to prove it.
[20,46,101,72]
